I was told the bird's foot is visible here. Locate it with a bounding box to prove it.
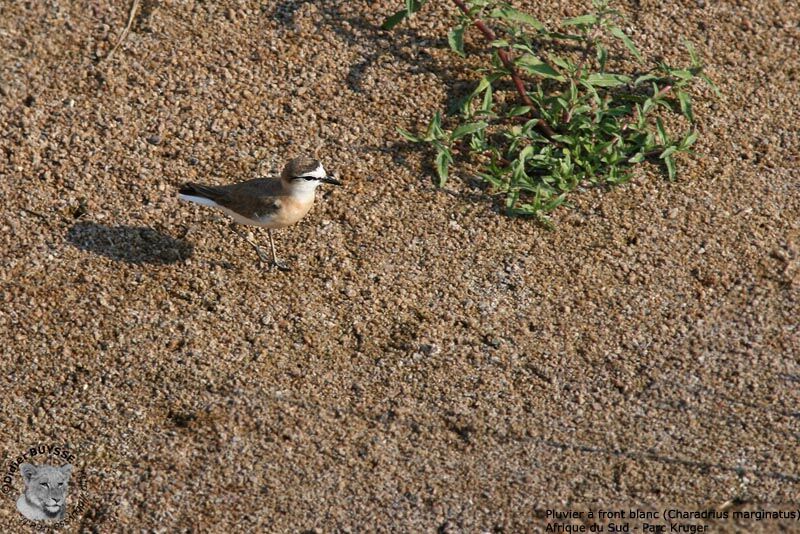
[254,246,271,263]
[271,260,292,272]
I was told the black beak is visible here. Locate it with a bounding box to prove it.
[321,175,342,186]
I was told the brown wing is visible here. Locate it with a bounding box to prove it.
[180,177,286,220]
[213,177,285,220]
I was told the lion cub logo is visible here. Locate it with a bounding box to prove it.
[16,463,72,521]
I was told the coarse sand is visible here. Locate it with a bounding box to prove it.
[0,0,798,531]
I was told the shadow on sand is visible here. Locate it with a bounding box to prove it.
[67,222,193,265]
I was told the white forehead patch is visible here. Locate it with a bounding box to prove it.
[299,163,326,179]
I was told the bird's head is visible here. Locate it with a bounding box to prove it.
[282,157,341,194]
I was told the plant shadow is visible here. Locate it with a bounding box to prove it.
[271,1,473,111]
[67,222,193,264]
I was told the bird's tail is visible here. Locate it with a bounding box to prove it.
[178,183,224,207]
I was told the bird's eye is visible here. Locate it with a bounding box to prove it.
[40,482,49,487]
[58,482,64,487]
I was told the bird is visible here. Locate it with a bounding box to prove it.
[178,156,341,271]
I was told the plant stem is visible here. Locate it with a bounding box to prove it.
[450,0,557,140]
[573,28,601,84]
[654,84,673,100]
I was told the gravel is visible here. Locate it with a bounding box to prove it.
[0,0,797,531]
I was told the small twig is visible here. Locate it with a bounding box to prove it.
[450,0,557,140]
[105,0,140,62]
[20,207,49,220]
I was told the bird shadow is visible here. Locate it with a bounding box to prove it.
[67,222,193,264]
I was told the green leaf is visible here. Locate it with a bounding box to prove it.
[596,43,608,71]
[381,9,409,30]
[669,68,694,81]
[424,111,443,142]
[516,55,564,80]
[681,130,698,150]
[451,121,488,140]
[461,77,496,116]
[490,8,544,30]
[546,31,585,41]
[579,80,600,103]
[481,83,492,112]
[664,154,677,180]
[397,127,420,143]
[469,128,486,151]
[490,39,510,48]
[506,189,520,210]
[634,73,660,86]
[609,26,643,61]
[585,73,631,87]
[478,171,504,189]
[660,146,677,159]
[383,1,426,29]
[435,148,452,186]
[542,193,567,211]
[682,38,700,67]
[568,80,578,102]
[476,76,493,93]
[518,145,535,163]
[650,82,663,100]
[676,90,694,122]
[562,14,597,27]
[654,98,673,112]
[508,105,531,117]
[405,0,423,15]
[572,104,591,116]
[551,134,575,145]
[448,26,466,57]
[699,73,721,97]
[549,55,572,71]
[656,117,668,144]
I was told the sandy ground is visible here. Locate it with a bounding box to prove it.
[0,0,798,531]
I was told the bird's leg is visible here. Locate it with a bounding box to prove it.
[267,229,291,271]
[228,222,270,263]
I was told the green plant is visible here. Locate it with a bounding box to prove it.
[384,0,718,220]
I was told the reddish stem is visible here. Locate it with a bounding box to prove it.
[654,84,673,100]
[450,0,557,140]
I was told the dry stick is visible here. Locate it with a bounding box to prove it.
[449,0,557,140]
[20,207,70,226]
[105,0,141,62]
